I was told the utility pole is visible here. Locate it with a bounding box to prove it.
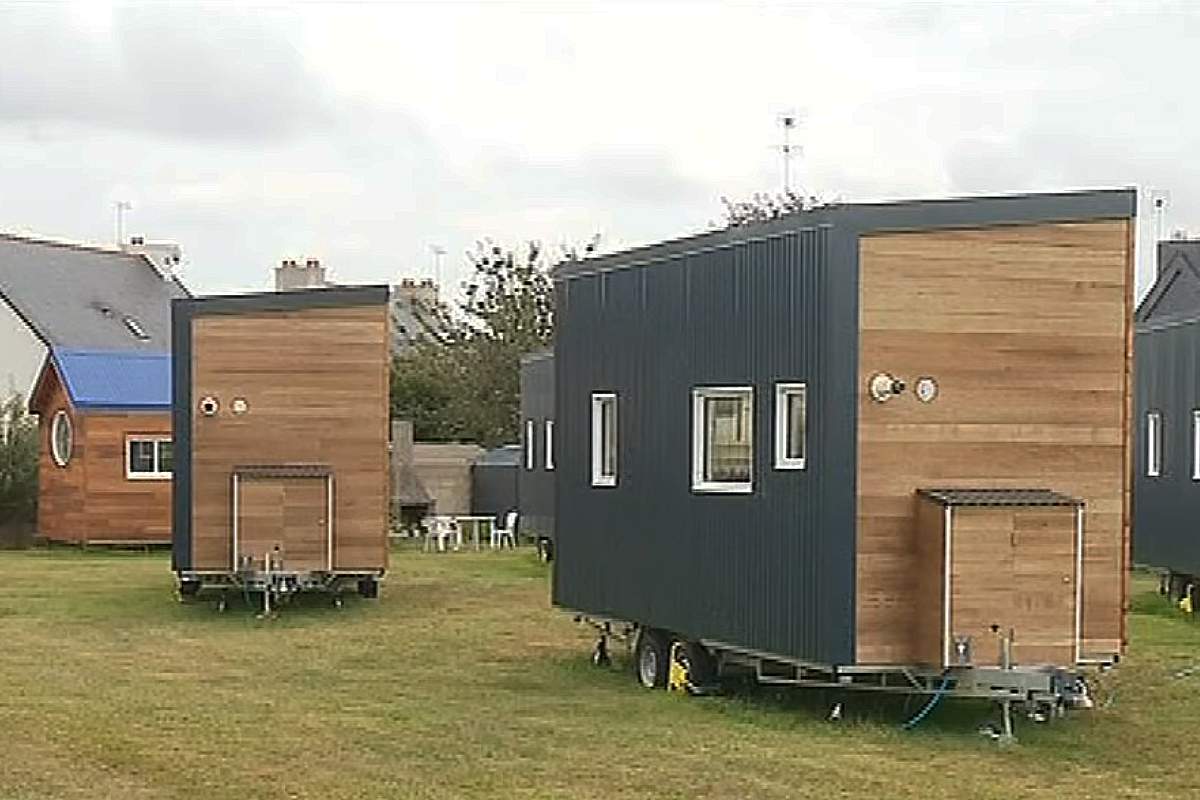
[114,200,132,245]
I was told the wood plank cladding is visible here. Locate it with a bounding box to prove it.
[189,304,389,572]
[856,220,1131,665]
[35,366,172,543]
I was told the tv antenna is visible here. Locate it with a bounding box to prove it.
[1149,190,1169,243]
[429,244,447,286]
[776,111,803,194]
[114,200,132,245]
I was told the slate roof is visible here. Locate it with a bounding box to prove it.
[40,349,171,410]
[0,233,188,352]
[917,488,1083,507]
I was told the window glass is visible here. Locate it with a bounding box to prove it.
[51,411,72,467]
[545,420,555,471]
[525,419,535,470]
[693,388,753,491]
[1147,412,1162,478]
[128,440,157,474]
[158,440,174,474]
[591,394,617,486]
[774,383,807,468]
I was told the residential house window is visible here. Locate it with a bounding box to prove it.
[591,393,617,487]
[774,382,807,470]
[126,436,173,480]
[1147,411,1162,478]
[545,419,555,471]
[51,410,72,467]
[692,387,753,493]
[525,419,535,470]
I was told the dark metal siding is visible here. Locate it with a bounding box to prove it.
[1134,319,1200,575]
[473,449,520,520]
[519,353,556,541]
[553,226,857,665]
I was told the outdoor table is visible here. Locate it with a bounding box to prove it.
[454,515,496,551]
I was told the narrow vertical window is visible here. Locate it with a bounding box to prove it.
[1192,410,1200,480]
[774,382,807,470]
[1147,411,1162,478]
[692,387,753,493]
[591,393,617,487]
[525,419,535,470]
[545,419,555,471]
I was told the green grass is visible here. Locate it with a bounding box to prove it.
[1,550,1197,799]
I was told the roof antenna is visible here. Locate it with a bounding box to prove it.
[776,111,802,195]
[113,200,132,246]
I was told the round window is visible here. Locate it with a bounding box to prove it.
[51,410,73,467]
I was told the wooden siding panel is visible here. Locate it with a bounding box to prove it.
[82,414,172,542]
[189,305,388,572]
[34,370,88,542]
[856,220,1131,664]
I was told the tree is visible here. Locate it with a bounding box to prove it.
[391,237,593,447]
[0,393,38,526]
[719,189,827,228]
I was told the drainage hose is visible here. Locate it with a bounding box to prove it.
[902,673,954,730]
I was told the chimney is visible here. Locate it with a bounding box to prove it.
[122,237,183,281]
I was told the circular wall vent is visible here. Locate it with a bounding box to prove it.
[199,396,219,416]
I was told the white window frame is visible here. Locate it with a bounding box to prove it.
[125,435,173,481]
[1147,411,1162,478]
[1192,410,1200,481]
[692,386,754,494]
[50,410,72,468]
[545,419,555,471]
[591,393,617,487]
[774,382,807,470]
[525,419,536,470]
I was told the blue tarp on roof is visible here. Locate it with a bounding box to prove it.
[52,348,171,410]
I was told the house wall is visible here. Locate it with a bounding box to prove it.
[553,224,859,666]
[34,367,172,543]
[36,370,88,541]
[411,443,482,514]
[519,352,555,540]
[0,299,45,398]
[178,296,389,572]
[855,220,1132,663]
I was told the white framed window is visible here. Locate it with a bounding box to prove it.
[525,419,535,470]
[125,436,173,480]
[591,393,617,487]
[1147,411,1162,478]
[50,410,72,467]
[692,386,753,493]
[774,382,807,470]
[1192,410,1200,481]
[545,419,555,471]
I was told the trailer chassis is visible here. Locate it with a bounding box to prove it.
[178,568,383,614]
[575,614,1106,737]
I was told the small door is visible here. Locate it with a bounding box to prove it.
[949,506,1078,666]
[235,477,329,572]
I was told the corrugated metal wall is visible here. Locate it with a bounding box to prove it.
[519,353,556,541]
[472,447,520,520]
[1135,320,1200,575]
[552,225,857,665]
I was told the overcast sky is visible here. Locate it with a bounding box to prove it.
[0,1,1193,297]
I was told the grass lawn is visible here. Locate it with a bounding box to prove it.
[1,548,1197,799]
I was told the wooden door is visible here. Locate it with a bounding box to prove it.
[236,477,329,572]
[949,507,1077,667]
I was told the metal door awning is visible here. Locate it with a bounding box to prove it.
[917,488,1083,507]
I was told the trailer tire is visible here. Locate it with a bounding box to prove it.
[679,641,717,690]
[634,628,670,689]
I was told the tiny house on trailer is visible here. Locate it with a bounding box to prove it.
[1134,239,1200,604]
[171,287,391,606]
[520,350,556,560]
[553,189,1134,713]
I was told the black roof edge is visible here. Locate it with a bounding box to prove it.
[556,187,1137,280]
[174,284,390,315]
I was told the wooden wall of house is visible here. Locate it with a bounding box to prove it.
[855,220,1132,665]
[36,370,88,542]
[34,366,173,543]
[81,412,172,542]
[188,304,389,571]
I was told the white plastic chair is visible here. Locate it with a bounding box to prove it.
[491,511,518,550]
[423,516,455,553]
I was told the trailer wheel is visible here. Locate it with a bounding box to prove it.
[677,641,717,690]
[357,578,379,599]
[634,628,670,689]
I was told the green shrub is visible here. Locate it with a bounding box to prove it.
[0,393,38,525]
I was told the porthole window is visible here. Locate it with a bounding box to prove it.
[51,410,73,467]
